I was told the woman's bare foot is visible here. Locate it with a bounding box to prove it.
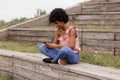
[58,59,68,65]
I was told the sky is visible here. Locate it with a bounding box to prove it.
[0,0,89,22]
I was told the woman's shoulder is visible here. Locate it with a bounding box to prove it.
[67,26,77,33]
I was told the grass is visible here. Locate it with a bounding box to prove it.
[31,25,120,31]
[0,40,120,69]
[0,75,12,80]
[76,25,120,30]
[0,41,39,53]
[68,23,120,30]
[1,22,120,30]
[0,26,7,30]
[29,22,120,30]
[81,51,120,69]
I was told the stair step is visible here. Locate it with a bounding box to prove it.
[78,11,120,15]
[75,13,120,20]
[84,1,120,5]
[74,20,120,26]
[8,28,54,44]
[74,13,120,26]
[108,0,120,2]
[8,35,52,43]
[8,28,54,37]
[82,2,120,8]
[81,1,120,13]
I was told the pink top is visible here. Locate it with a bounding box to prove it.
[58,26,81,53]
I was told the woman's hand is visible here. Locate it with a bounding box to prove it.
[45,43,57,48]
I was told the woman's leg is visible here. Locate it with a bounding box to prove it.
[39,44,59,59]
[53,46,80,64]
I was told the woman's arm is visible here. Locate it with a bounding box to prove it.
[45,30,63,49]
[53,30,60,44]
[68,28,76,49]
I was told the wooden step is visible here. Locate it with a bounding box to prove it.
[8,28,54,44]
[75,20,120,26]
[109,0,120,2]
[75,13,120,20]
[82,2,120,14]
[73,13,120,26]
[8,28,54,37]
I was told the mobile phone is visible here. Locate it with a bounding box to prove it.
[43,42,47,44]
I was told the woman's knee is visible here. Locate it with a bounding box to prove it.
[60,46,71,53]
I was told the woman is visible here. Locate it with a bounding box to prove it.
[39,8,80,65]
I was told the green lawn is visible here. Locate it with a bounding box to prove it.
[81,51,120,69]
[0,41,39,53]
[0,26,7,30]
[0,40,120,69]
[31,25,120,31]
[0,75,12,80]
[77,25,120,30]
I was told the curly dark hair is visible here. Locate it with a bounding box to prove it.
[49,8,69,23]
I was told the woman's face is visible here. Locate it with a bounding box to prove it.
[53,21,64,29]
